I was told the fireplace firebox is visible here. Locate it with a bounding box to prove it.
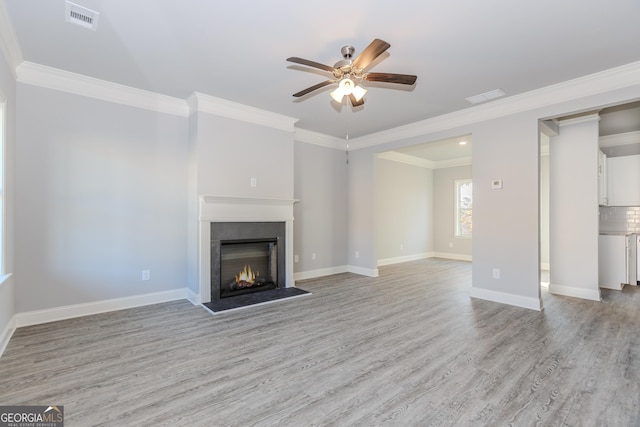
[211,222,286,303]
[220,239,278,298]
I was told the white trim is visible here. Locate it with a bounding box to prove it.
[599,131,640,148]
[377,253,432,266]
[347,61,640,150]
[188,92,298,132]
[431,252,473,262]
[548,283,602,302]
[377,151,435,169]
[0,316,15,359]
[434,157,473,169]
[347,265,379,277]
[13,288,189,328]
[186,287,201,305]
[199,196,298,222]
[377,151,473,170]
[16,62,190,117]
[541,262,550,271]
[295,128,347,150]
[0,0,22,76]
[294,265,348,281]
[470,286,543,311]
[557,113,600,127]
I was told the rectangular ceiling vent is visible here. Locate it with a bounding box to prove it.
[465,89,506,105]
[65,1,100,31]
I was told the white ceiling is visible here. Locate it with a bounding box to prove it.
[3,0,640,141]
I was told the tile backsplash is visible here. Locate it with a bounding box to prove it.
[600,206,640,233]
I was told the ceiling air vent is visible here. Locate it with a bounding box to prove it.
[65,1,99,31]
[465,89,505,105]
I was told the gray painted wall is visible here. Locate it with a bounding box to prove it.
[433,164,472,257]
[346,84,640,308]
[549,116,600,299]
[293,142,347,273]
[0,46,16,343]
[375,157,433,261]
[15,84,188,312]
[193,113,294,199]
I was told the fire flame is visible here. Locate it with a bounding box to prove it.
[235,265,257,284]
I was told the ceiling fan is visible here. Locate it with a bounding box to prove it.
[287,39,417,106]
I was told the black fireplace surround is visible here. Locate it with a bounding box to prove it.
[210,222,286,303]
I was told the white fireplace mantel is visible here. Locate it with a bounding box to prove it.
[197,195,298,304]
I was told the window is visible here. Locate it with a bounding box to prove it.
[455,179,472,238]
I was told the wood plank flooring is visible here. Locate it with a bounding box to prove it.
[1,258,639,426]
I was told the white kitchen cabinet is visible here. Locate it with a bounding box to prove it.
[598,150,607,206]
[607,154,640,206]
[599,233,637,290]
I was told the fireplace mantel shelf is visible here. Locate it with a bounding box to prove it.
[201,195,299,206]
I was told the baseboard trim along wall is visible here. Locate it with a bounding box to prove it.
[470,286,543,311]
[378,253,432,266]
[431,252,473,262]
[378,252,472,266]
[0,319,15,361]
[548,283,602,302]
[348,265,379,278]
[13,288,191,328]
[294,265,349,281]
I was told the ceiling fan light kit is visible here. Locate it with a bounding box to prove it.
[287,39,417,106]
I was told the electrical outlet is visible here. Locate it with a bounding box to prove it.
[250,177,257,188]
[142,270,151,281]
[492,268,501,279]
[449,242,453,248]
[294,255,299,263]
[355,251,360,259]
[400,243,404,251]
[312,253,316,260]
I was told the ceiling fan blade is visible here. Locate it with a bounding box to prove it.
[349,94,365,107]
[287,57,336,73]
[352,39,391,70]
[292,80,335,97]
[364,72,417,85]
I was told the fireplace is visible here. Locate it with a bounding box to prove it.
[211,221,286,303]
[197,196,298,308]
[220,239,278,298]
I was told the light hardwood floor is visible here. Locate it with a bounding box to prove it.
[1,258,639,426]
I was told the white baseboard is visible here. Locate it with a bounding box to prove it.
[470,286,543,311]
[431,252,473,262]
[377,253,431,266]
[548,283,602,302]
[14,288,190,328]
[0,319,15,360]
[348,265,379,277]
[294,265,349,281]
[186,288,201,305]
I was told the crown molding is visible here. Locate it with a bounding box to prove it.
[294,128,347,150]
[377,151,435,169]
[16,62,189,116]
[0,1,23,76]
[557,113,600,127]
[347,61,640,151]
[377,151,472,169]
[189,92,298,132]
[599,131,640,148]
[434,157,473,169]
